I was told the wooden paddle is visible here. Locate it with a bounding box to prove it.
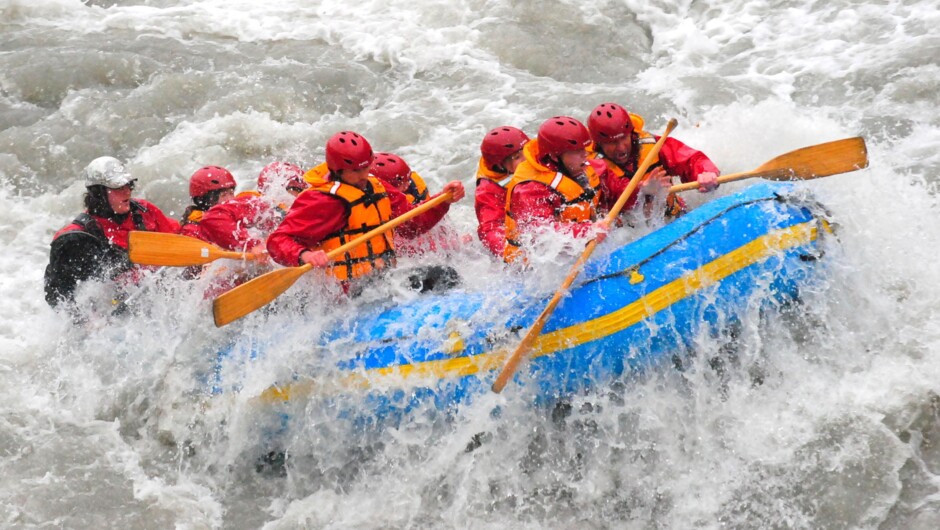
[128,231,254,266]
[668,136,868,193]
[212,192,454,327]
[491,119,679,393]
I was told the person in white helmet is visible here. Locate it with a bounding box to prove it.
[44,156,180,312]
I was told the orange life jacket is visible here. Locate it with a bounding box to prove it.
[308,174,396,281]
[403,172,429,205]
[181,208,204,226]
[475,157,514,188]
[303,163,330,186]
[503,140,601,263]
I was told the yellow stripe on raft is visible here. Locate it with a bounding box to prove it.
[259,221,819,403]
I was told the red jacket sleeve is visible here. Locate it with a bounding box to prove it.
[509,181,594,239]
[657,136,720,183]
[388,186,451,239]
[594,159,644,215]
[474,179,507,256]
[267,191,347,266]
[199,196,265,251]
[599,138,719,213]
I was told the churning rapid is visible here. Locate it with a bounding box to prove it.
[1,0,939,528]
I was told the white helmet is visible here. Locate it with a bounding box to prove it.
[83,156,135,189]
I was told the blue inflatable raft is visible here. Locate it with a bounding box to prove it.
[216,182,832,422]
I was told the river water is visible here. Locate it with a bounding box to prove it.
[1,0,939,528]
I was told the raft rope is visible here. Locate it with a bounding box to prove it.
[578,192,830,288]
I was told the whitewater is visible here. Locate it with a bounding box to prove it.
[1,0,939,528]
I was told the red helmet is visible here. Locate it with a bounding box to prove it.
[370,153,411,188]
[325,131,373,172]
[587,103,634,145]
[189,166,236,198]
[257,162,306,193]
[480,126,529,170]
[537,116,592,161]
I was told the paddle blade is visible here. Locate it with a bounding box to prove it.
[756,136,868,181]
[129,231,229,266]
[212,265,311,327]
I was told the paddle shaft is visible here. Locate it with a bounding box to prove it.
[212,192,453,327]
[669,170,767,193]
[294,191,454,271]
[491,118,679,393]
[326,192,452,261]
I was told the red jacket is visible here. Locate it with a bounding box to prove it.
[267,181,451,267]
[374,173,465,257]
[178,208,204,240]
[198,192,280,251]
[53,199,180,249]
[178,221,203,240]
[507,157,611,240]
[474,158,512,256]
[599,136,719,213]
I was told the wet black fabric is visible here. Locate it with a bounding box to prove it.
[346,264,462,299]
[406,265,461,293]
[43,216,132,307]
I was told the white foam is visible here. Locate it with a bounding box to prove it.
[2,0,939,526]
